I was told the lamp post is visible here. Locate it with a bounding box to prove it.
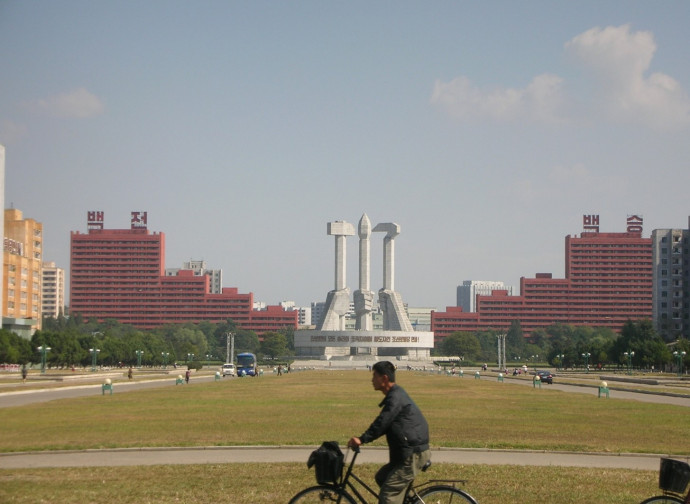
[582,352,591,374]
[135,350,144,369]
[37,345,51,374]
[187,353,195,364]
[623,351,634,375]
[89,348,101,372]
[161,352,169,369]
[556,353,565,371]
[673,351,686,377]
[205,354,212,368]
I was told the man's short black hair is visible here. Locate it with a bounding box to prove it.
[372,361,396,383]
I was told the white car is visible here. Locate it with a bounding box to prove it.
[221,363,236,377]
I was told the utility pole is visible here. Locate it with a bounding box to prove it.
[226,332,235,364]
[497,333,506,372]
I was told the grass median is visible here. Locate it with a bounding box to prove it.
[1,369,686,503]
[1,370,686,454]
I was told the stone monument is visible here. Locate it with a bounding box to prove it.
[295,213,433,360]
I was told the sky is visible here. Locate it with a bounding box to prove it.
[1,1,690,311]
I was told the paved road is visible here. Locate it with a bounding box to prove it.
[0,374,218,408]
[494,376,690,407]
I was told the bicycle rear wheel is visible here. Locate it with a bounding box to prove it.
[417,484,479,504]
[639,496,684,504]
[288,484,357,504]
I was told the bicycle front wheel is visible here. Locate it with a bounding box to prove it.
[417,485,479,504]
[639,496,684,504]
[288,484,357,504]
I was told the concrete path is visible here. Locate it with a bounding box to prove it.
[0,445,669,470]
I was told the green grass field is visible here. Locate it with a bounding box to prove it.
[1,369,686,503]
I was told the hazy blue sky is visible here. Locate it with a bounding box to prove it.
[2,1,689,310]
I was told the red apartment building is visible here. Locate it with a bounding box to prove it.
[70,211,297,333]
[432,215,652,342]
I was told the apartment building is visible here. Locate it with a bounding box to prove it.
[3,208,42,335]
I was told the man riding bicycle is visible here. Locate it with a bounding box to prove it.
[348,361,431,504]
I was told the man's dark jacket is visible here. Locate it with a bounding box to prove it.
[359,384,430,464]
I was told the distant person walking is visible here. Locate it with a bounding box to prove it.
[185,369,191,384]
[21,364,28,383]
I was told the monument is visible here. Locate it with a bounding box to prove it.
[295,213,433,360]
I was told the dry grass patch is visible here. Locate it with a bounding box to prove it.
[0,463,661,504]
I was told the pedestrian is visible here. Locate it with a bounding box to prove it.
[347,361,430,504]
[185,369,190,384]
[128,366,133,380]
[21,364,28,383]
[277,364,283,376]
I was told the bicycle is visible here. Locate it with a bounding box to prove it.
[289,444,479,504]
[639,457,690,504]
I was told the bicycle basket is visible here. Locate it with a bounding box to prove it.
[307,441,344,485]
[659,458,690,493]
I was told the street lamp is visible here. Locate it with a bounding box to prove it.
[556,354,565,371]
[89,348,101,372]
[37,345,51,374]
[135,350,144,369]
[623,351,635,375]
[161,352,169,369]
[187,353,195,363]
[673,350,686,377]
[205,354,213,367]
[582,352,591,374]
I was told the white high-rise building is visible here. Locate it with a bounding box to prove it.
[457,280,513,312]
[165,260,222,294]
[41,261,65,319]
[279,301,312,326]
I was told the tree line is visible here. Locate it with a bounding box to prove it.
[438,319,689,372]
[1,315,687,373]
[0,314,294,369]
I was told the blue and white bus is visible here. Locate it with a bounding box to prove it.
[236,352,257,377]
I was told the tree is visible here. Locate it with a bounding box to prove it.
[234,329,260,355]
[506,320,525,356]
[441,332,480,360]
[0,329,32,364]
[475,331,498,361]
[260,332,289,359]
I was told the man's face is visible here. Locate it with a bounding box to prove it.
[371,370,387,391]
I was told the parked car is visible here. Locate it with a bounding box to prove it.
[221,363,236,377]
[535,370,553,384]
